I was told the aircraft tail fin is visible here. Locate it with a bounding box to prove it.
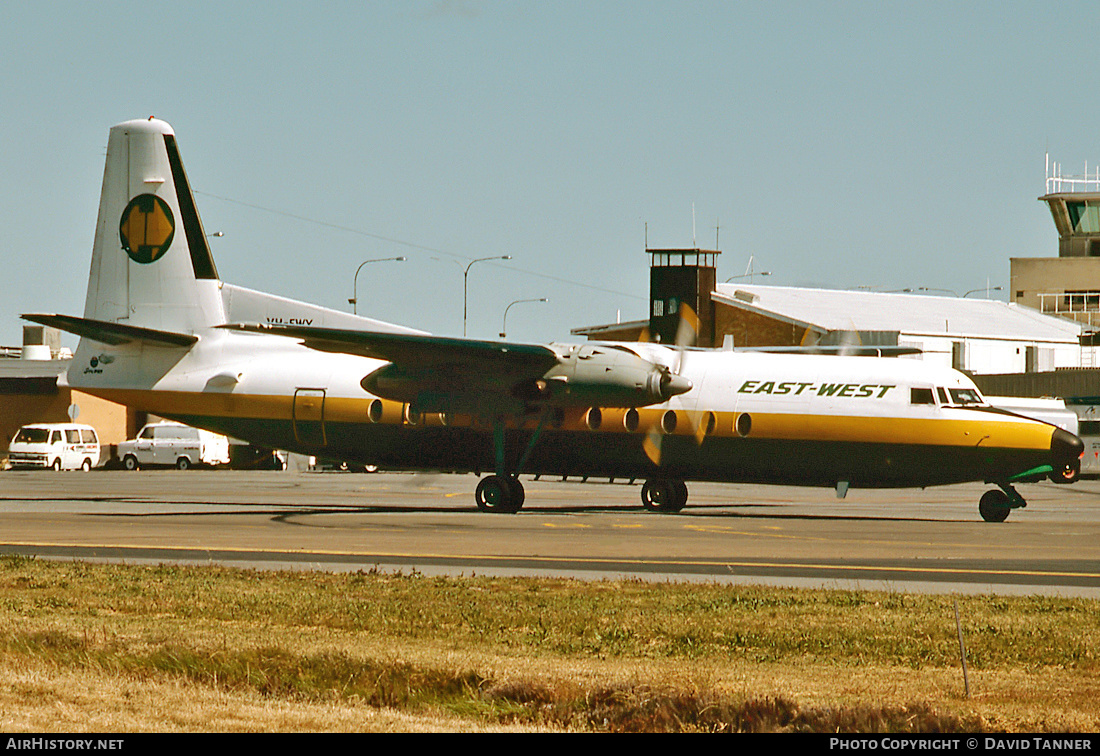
[82,117,226,335]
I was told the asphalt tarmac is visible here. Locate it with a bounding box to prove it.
[0,469,1098,597]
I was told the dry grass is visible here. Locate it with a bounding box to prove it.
[0,556,1097,732]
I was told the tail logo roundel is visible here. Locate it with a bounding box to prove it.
[119,194,175,264]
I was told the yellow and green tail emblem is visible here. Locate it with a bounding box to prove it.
[119,193,175,264]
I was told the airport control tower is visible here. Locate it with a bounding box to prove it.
[647,247,720,347]
[1012,159,1100,329]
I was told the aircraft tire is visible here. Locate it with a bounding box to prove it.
[668,481,686,510]
[641,479,687,513]
[123,455,139,471]
[475,475,523,513]
[1051,459,1080,485]
[505,476,525,512]
[979,490,1011,523]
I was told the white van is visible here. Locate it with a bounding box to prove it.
[117,422,231,470]
[8,423,101,471]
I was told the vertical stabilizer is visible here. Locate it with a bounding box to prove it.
[83,117,225,334]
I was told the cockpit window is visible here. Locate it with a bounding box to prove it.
[910,387,936,405]
[948,388,984,406]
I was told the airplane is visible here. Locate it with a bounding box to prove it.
[24,117,1084,522]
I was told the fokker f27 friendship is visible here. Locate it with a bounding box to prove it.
[26,118,1084,521]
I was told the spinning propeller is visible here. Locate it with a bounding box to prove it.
[643,303,706,465]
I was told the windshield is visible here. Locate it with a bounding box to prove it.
[949,388,984,406]
[13,428,49,444]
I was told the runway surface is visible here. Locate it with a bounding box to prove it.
[1,469,1098,597]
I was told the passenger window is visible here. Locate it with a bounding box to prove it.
[66,430,81,443]
[910,387,935,405]
[139,427,154,439]
[81,429,97,444]
[50,431,61,444]
[937,387,950,404]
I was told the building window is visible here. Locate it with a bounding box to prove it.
[1067,201,1100,233]
[1063,291,1100,311]
[952,341,966,371]
[652,299,664,317]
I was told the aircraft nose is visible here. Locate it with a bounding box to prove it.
[1051,427,1084,467]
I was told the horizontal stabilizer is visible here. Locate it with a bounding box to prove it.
[23,314,197,348]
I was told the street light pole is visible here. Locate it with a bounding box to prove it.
[464,255,512,337]
[724,271,771,283]
[348,256,406,314]
[963,286,1003,298]
[500,298,547,338]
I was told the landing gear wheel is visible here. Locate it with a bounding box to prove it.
[476,475,524,513]
[1051,459,1080,484]
[979,489,1011,523]
[641,478,687,513]
[123,455,139,471]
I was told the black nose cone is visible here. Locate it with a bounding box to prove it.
[1052,427,1085,466]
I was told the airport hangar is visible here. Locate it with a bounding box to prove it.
[7,161,1100,461]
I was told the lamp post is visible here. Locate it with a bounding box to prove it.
[348,256,406,314]
[724,271,771,283]
[464,255,512,337]
[964,286,1003,298]
[500,298,547,338]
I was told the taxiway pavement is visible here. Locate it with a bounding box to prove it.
[0,470,1097,596]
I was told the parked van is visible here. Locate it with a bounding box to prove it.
[117,422,231,470]
[8,423,101,471]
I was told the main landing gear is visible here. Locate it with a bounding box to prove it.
[473,415,547,514]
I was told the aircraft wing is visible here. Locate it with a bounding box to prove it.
[221,323,689,413]
[222,322,559,368]
[222,323,563,414]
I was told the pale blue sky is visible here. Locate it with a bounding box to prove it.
[3,1,1100,347]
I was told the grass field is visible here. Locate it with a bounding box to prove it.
[0,555,1097,732]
